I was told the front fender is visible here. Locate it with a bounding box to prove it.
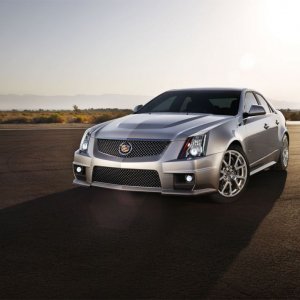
[206,118,245,155]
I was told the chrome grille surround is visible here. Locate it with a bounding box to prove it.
[97,139,170,158]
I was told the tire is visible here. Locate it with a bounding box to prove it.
[210,145,250,204]
[273,134,289,171]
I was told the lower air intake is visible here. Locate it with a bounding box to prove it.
[92,166,161,188]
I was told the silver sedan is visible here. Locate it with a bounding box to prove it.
[73,88,289,203]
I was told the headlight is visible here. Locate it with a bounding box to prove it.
[179,134,208,159]
[80,129,92,152]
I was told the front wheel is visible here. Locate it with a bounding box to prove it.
[210,145,249,204]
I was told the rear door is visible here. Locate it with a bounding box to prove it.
[254,93,281,153]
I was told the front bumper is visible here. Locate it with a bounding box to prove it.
[72,150,224,196]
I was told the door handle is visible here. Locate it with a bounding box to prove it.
[264,123,269,130]
[276,120,279,125]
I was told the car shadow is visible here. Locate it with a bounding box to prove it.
[0,170,287,299]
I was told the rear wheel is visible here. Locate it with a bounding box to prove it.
[210,145,249,203]
[273,134,289,170]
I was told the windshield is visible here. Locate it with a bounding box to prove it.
[137,90,241,116]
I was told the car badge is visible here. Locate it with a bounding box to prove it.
[119,141,133,156]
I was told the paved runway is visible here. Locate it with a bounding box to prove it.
[0,126,299,298]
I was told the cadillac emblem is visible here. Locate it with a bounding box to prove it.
[118,141,133,156]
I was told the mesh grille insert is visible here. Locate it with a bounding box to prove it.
[92,166,161,188]
[97,139,170,158]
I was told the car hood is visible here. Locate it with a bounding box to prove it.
[93,113,236,141]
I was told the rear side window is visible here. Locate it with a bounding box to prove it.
[255,93,273,113]
[244,92,258,113]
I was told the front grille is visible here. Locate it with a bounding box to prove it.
[97,139,170,158]
[92,166,161,188]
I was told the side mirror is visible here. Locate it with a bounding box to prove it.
[133,104,143,113]
[244,105,266,118]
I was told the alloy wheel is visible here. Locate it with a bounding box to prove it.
[282,135,289,168]
[218,150,248,198]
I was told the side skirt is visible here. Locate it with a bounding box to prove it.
[250,161,277,176]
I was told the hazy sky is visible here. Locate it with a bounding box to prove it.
[0,0,300,103]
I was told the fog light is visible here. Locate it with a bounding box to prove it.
[76,166,82,173]
[185,174,194,182]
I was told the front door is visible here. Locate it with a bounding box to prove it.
[242,92,274,165]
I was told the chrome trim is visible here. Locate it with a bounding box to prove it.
[250,161,276,176]
[249,149,279,167]
[73,179,90,187]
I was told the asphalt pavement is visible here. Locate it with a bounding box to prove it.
[0,126,299,299]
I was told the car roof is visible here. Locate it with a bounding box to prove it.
[167,87,246,93]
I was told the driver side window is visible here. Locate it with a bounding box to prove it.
[244,92,258,113]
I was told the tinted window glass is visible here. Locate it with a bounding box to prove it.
[150,96,176,112]
[255,94,272,113]
[244,92,258,113]
[137,90,241,116]
[179,96,192,112]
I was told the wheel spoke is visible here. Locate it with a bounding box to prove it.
[235,164,245,170]
[233,178,240,189]
[234,156,240,168]
[229,182,233,195]
[222,181,229,193]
